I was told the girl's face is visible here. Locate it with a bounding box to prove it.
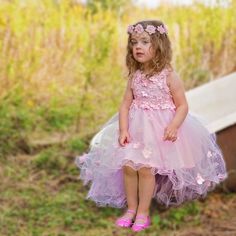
[130,31,155,65]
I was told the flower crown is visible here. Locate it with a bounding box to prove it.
[127,23,168,35]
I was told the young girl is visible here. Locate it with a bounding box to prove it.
[75,20,227,232]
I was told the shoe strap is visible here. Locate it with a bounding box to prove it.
[118,218,132,222]
[127,209,136,214]
[136,214,148,220]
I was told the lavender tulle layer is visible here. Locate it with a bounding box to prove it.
[75,107,228,208]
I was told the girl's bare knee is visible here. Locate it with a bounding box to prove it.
[123,165,137,176]
[138,167,152,177]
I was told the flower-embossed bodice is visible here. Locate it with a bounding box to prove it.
[130,68,176,111]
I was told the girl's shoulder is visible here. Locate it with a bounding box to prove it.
[129,70,142,82]
[163,65,174,75]
[165,68,180,87]
[166,69,186,94]
[127,71,139,89]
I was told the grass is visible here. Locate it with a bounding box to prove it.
[0,145,213,236]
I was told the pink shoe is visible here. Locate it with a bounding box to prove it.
[115,209,136,228]
[131,214,151,232]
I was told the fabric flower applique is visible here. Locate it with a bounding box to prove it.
[141,91,148,97]
[133,142,141,149]
[142,147,152,159]
[207,150,213,158]
[156,81,164,89]
[160,103,173,110]
[148,75,166,91]
[148,76,158,83]
[78,153,88,164]
[131,67,176,111]
[218,173,227,180]
[141,79,148,87]
[196,173,205,185]
[140,101,154,110]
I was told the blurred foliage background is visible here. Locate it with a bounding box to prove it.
[0,0,235,156]
[0,1,236,235]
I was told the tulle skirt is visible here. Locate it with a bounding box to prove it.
[75,107,228,208]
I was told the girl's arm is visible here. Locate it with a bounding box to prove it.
[119,78,133,132]
[118,78,134,146]
[164,71,189,141]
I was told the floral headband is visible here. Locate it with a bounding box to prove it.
[127,23,168,35]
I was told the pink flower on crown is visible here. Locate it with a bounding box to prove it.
[134,24,144,34]
[157,25,166,34]
[163,24,168,34]
[145,25,156,35]
[127,25,134,34]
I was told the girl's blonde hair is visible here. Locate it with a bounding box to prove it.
[126,20,172,78]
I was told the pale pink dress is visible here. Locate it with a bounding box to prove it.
[75,68,228,208]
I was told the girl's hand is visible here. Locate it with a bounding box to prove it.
[163,124,178,142]
[118,130,131,147]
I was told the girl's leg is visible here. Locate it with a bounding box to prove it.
[121,165,138,219]
[136,167,155,217]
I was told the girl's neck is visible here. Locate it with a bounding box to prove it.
[139,64,168,75]
[140,63,151,74]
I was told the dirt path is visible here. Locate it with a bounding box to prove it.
[162,193,236,236]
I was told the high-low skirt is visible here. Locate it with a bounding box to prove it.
[75,107,228,208]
